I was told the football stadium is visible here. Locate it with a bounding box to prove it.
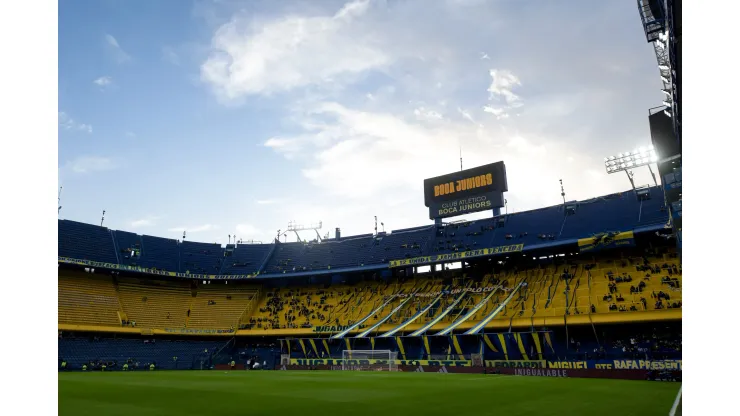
[57,1,682,415]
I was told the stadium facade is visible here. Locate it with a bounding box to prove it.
[58,184,681,374]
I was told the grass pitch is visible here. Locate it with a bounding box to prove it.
[59,370,680,416]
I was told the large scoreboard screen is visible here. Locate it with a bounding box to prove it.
[423,161,508,219]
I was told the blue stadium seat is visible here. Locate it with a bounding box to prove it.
[57,186,670,276]
[58,220,118,264]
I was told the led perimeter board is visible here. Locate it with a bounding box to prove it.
[423,161,508,219]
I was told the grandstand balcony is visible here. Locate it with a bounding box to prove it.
[58,220,118,264]
[138,235,179,272]
[180,241,224,275]
[58,272,122,327]
[220,243,273,275]
[112,230,142,266]
[57,187,670,278]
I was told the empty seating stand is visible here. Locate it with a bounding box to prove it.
[58,272,121,327]
[117,278,192,329]
[57,186,670,277]
[58,220,118,263]
[221,243,273,275]
[138,235,179,271]
[188,284,259,329]
[180,241,223,275]
[112,230,142,267]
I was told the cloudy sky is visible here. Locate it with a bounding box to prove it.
[58,0,663,245]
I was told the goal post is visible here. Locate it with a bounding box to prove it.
[341,350,398,371]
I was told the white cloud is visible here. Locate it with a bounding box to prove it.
[66,156,116,174]
[168,224,219,233]
[256,199,279,205]
[93,76,112,87]
[200,0,390,100]
[413,107,443,121]
[104,34,131,63]
[130,216,160,228]
[483,105,509,119]
[200,0,665,237]
[482,69,523,119]
[262,100,655,232]
[58,112,92,133]
[487,69,522,105]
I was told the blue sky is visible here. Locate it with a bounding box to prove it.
[58,0,663,245]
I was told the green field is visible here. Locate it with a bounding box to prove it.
[58,371,681,416]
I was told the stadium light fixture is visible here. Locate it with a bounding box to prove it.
[604,145,659,188]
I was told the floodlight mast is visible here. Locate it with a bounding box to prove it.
[604,145,660,189]
[287,220,323,242]
[625,170,636,191]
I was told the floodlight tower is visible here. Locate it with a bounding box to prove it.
[287,220,323,242]
[604,145,660,189]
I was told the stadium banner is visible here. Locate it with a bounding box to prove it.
[313,325,351,333]
[396,285,507,298]
[164,328,235,335]
[286,359,681,371]
[531,332,543,360]
[486,360,546,369]
[423,162,508,220]
[289,358,472,367]
[490,367,681,381]
[279,365,678,380]
[58,256,258,280]
[605,359,682,371]
[577,231,635,253]
[389,244,523,268]
[427,193,504,219]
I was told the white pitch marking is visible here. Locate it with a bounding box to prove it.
[668,385,682,416]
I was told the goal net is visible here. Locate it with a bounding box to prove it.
[341,350,398,371]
